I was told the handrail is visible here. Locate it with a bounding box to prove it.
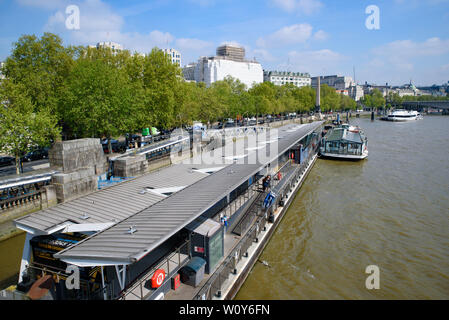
[119,239,190,300]
[193,149,318,300]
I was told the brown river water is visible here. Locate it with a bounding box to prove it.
[1,116,448,299]
[236,116,449,299]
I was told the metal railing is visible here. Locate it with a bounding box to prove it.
[25,262,108,300]
[119,240,190,300]
[0,190,43,211]
[193,147,319,300]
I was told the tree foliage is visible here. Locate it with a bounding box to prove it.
[0,80,60,174]
[1,32,360,162]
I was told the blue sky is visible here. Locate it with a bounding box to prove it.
[0,0,448,86]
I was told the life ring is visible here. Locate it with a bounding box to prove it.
[151,269,166,288]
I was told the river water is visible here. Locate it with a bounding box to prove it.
[1,116,448,298]
[236,116,449,300]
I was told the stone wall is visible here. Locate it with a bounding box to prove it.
[113,154,148,177]
[49,138,107,174]
[49,138,107,203]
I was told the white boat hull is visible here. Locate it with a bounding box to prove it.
[380,116,419,122]
[320,150,368,160]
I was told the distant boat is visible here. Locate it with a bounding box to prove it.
[319,125,368,160]
[380,109,423,122]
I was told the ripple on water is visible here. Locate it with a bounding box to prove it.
[235,117,449,300]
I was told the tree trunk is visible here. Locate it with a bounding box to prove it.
[15,155,20,175]
[108,135,113,155]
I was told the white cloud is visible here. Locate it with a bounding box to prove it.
[253,49,276,62]
[15,0,68,10]
[357,37,449,85]
[271,0,323,15]
[257,23,313,48]
[374,37,449,58]
[34,0,216,61]
[369,37,449,73]
[287,49,346,75]
[176,38,214,52]
[313,30,328,41]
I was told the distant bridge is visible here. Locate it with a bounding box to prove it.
[401,100,449,110]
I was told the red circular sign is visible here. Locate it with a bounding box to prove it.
[151,269,165,288]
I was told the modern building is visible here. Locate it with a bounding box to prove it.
[182,63,196,81]
[263,70,311,88]
[95,42,123,52]
[348,85,364,101]
[0,62,4,80]
[311,75,355,91]
[182,44,263,89]
[162,48,182,66]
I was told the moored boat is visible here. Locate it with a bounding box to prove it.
[319,126,368,160]
[380,109,423,122]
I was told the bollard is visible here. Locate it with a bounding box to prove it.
[371,111,375,121]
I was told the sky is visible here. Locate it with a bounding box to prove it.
[0,0,448,86]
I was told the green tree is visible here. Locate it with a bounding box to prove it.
[0,80,60,174]
[2,33,76,116]
[60,49,141,153]
[141,48,183,130]
[320,84,340,112]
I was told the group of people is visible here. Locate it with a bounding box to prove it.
[262,174,271,192]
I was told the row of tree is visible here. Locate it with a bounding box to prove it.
[1,33,358,173]
[361,88,449,110]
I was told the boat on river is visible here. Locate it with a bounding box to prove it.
[380,109,423,122]
[319,124,368,160]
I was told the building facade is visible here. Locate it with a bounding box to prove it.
[162,48,182,66]
[348,85,364,101]
[263,71,311,88]
[311,75,355,91]
[0,62,4,80]
[183,44,263,89]
[96,42,123,52]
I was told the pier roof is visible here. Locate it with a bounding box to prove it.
[14,163,220,235]
[54,121,323,266]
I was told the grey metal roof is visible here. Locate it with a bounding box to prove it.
[325,128,363,144]
[14,164,220,234]
[55,122,323,266]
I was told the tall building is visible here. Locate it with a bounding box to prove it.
[311,75,355,91]
[183,44,263,89]
[0,62,5,80]
[263,70,311,88]
[161,48,181,66]
[348,85,364,101]
[96,42,123,52]
[216,44,245,62]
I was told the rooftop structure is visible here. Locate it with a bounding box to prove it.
[216,44,245,62]
[183,44,263,89]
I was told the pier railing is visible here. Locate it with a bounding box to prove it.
[118,240,190,300]
[0,190,43,212]
[193,146,319,300]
